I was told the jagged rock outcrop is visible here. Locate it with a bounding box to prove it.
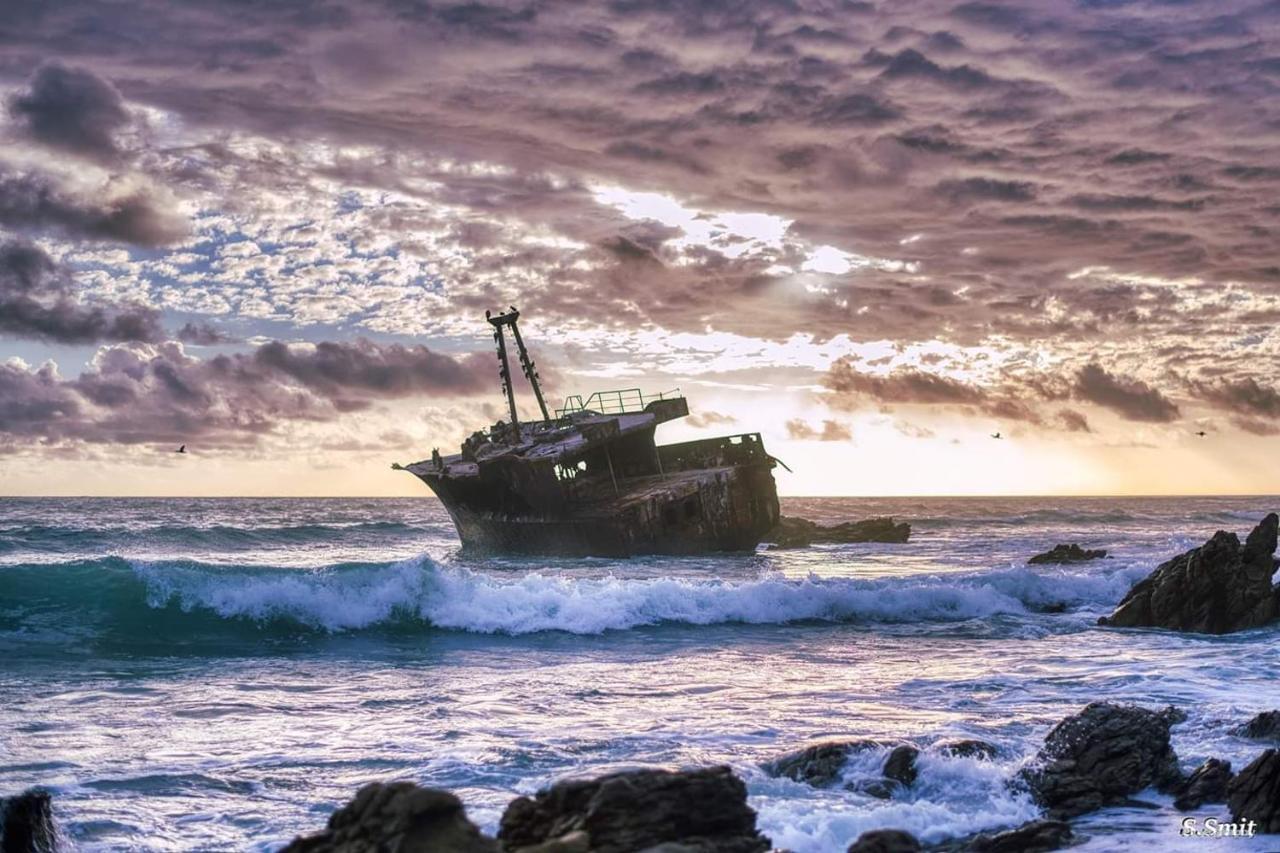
[0,789,58,853]
[497,766,770,853]
[1228,749,1280,833]
[1027,544,1107,565]
[1019,702,1184,818]
[1099,513,1279,634]
[937,740,998,760]
[280,782,498,853]
[768,516,910,549]
[1234,710,1280,741]
[763,740,893,788]
[1173,758,1233,811]
[846,829,922,853]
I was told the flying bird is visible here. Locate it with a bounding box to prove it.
[991,432,1002,440]
[1195,431,1207,437]
[175,445,186,454]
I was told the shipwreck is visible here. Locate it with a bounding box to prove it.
[394,308,781,556]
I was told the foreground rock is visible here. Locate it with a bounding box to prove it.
[763,740,893,788]
[0,789,58,853]
[1228,749,1280,833]
[932,819,1074,853]
[1173,758,1233,811]
[281,782,497,853]
[846,829,921,852]
[1234,710,1280,741]
[768,516,910,549]
[498,766,770,853]
[1028,544,1107,565]
[1099,513,1279,634]
[1020,702,1184,818]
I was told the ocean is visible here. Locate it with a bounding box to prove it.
[2,496,1278,852]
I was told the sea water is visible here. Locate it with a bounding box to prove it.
[1,496,1278,851]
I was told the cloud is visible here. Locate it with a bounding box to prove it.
[176,322,240,345]
[0,168,186,247]
[685,410,736,428]
[9,62,130,163]
[785,418,853,441]
[0,239,163,344]
[1072,363,1180,423]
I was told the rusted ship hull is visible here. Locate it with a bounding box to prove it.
[429,463,779,556]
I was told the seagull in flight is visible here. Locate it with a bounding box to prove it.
[991,432,1002,440]
[175,445,186,454]
[1195,431,1207,437]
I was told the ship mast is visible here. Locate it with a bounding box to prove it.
[486,307,550,435]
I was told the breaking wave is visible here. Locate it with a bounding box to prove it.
[0,554,1151,641]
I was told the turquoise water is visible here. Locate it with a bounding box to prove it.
[2,496,1278,851]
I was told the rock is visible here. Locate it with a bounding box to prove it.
[882,745,919,787]
[849,779,900,800]
[497,766,770,853]
[846,829,922,853]
[1028,544,1107,564]
[1234,710,1280,741]
[1173,758,1233,811]
[1019,702,1184,818]
[962,819,1073,852]
[937,740,999,760]
[768,516,910,549]
[280,782,498,853]
[762,740,891,788]
[1,789,57,853]
[1228,749,1280,833]
[1099,513,1279,634]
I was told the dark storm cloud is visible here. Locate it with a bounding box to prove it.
[1072,363,1180,423]
[0,338,495,447]
[0,240,163,344]
[8,62,130,162]
[0,168,186,247]
[1191,377,1280,433]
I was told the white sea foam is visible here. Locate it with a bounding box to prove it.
[129,556,1147,635]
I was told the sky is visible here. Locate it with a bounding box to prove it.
[1,0,1278,497]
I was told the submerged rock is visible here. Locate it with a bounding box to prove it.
[1234,710,1280,741]
[762,740,892,788]
[1099,513,1279,634]
[767,516,910,549]
[1019,702,1184,818]
[1228,749,1280,833]
[0,789,57,853]
[936,740,999,760]
[1173,758,1233,811]
[846,829,922,852]
[280,782,497,853]
[1028,544,1107,564]
[497,766,770,853]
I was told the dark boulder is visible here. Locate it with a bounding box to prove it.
[882,745,919,787]
[1028,544,1107,565]
[846,829,922,853]
[1019,702,1184,818]
[1228,749,1280,833]
[1,790,57,853]
[961,820,1073,853]
[768,516,910,549]
[1173,758,1233,811]
[1099,513,1279,634]
[1234,710,1280,742]
[279,782,498,853]
[497,766,770,853]
[763,740,892,788]
[937,740,998,760]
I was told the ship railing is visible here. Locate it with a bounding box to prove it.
[657,433,770,472]
[555,388,682,418]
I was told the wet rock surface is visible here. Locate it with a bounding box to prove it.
[767,516,910,549]
[1228,749,1280,833]
[936,740,998,760]
[1027,544,1107,564]
[497,766,770,853]
[1234,710,1280,741]
[882,745,919,787]
[931,819,1074,853]
[762,740,892,788]
[1173,758,1234,811]
[1100,513,1279,634]
[0,789,58,853]
[1019,702,1184,819]
[846,829,922,853]
[280,782,498,853]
